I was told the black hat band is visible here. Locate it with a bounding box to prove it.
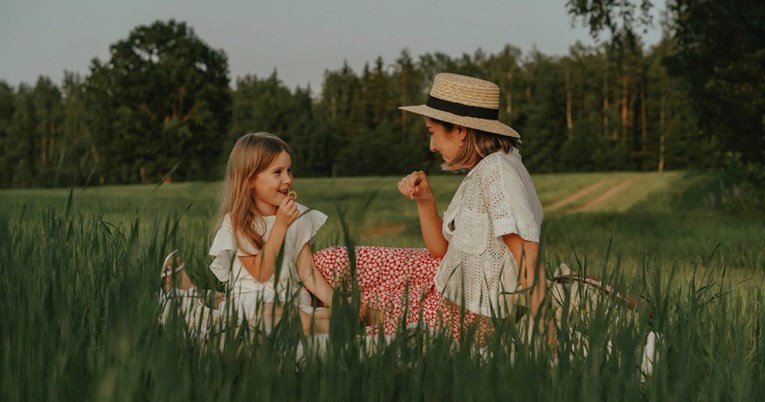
[426,95,499,120]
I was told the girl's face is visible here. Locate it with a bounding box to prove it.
[251,151,294,216]
[425,117,465,163]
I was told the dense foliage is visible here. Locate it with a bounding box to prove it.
[0,1,762,187]
[84,20,232,184]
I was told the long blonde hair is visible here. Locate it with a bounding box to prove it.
[215,132,292,251]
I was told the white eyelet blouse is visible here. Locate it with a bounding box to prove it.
[435,149,543,317]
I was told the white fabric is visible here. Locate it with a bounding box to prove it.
[207,204,327,322]
[435,149,543,317]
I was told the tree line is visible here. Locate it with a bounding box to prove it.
[0,0,762,189]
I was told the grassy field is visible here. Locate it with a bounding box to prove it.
[2,170,764,401]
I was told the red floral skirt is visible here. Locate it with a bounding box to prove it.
[313,246,493,340]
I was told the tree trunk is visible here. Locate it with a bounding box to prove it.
[603,71,610,139]
[506,93,512,119]
[621,75,629,143]
[41,137,47,167]
[658,79,666,173]
[641,78,647,153]
[566,68,573,140]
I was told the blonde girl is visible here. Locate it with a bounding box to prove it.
[161,132,335,335]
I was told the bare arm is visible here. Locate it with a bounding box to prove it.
[502,234,545,317]
[239,197,299,282]
[415,198,448,258]
[398,171,448,258]
[295,243,334,306]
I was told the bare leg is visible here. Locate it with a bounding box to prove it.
[253,302,284,332]
[159,250,207,328]
[362,307,386,326]
[161,250,225,309]
[248,303,328,335]
[300,308,330,334]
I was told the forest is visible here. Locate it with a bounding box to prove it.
[0,0,762,203]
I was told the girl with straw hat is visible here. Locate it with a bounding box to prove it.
[314,73,547,341]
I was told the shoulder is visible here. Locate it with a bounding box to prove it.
[209,213,237,255]
[470,150,532,196]
[214,213,233,234]
[471,150,515,178]
[475,150,503,167]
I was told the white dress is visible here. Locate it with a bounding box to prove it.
[208,204,327,323]
[435,149,543,317]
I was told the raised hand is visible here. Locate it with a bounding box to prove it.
[397,170,434,201]
[275,194,300,227]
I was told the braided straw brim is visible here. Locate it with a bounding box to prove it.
[399,73,520,139]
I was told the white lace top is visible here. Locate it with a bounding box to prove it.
[207,204,327,317]
[434,149,543,317]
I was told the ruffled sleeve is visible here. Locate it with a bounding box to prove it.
[287,205,327,255]
[208,215,237,283]
[481,151,543,242]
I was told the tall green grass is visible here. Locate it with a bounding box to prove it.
[2,171,765,400]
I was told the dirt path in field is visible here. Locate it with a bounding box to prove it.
[567,176,642,213]
[543,175,642,214]
[543,177,612,212]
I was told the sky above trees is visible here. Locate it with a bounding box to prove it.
[0,0,663,91]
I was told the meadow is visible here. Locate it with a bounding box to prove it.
[2,170,764,401]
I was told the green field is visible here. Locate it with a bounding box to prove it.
[2,170,765,401]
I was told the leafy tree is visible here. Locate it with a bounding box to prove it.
[288,87,334,177]
[566,0,655,40]
[644,37,707,171]
[32,77,64,186]
[513,52,565,172]
[417,52,459,85]
[230,71,333,176]
[230,72,293,140]
[359,58,393,127]
[665,0,765,163]
[0,78,64,187]
[608,30,647,169]
[316,63,363,176]
[0,81,15,187]
[484,45,524,130]
[59,72,95,186]
[85,20,231,183]
[7,84,38,186]
[391,49,422,131]
[567,0,765,165]
[392,49,435,173]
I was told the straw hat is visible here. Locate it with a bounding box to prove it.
[399,73,520,139]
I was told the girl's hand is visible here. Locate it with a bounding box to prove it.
[275,195,300,227]
[398,171,434,201]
